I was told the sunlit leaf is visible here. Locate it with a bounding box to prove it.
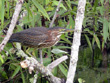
[93,34,100,49]
[0,0,4,28]
[0,54,4,64]
[66,0,72,10]
[52,1,67,10]
[78,78,85,83]
[66,15,74,29]
[45,0,50,5]
[32,0,50,20]
[45,6,54,11]
[100,0,104,6]
[51,48,68,54]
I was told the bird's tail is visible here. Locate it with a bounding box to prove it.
[8,34,19,43]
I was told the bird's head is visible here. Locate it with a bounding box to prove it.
[49,27,74,34]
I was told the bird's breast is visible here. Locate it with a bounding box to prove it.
[37,34,61,48]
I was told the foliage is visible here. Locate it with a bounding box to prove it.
[0,0,110,83]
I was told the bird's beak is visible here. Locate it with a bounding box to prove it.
[64,29,74,32]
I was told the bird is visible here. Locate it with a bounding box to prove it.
[8,27,74,48]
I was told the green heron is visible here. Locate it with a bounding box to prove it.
[8,27,74,48]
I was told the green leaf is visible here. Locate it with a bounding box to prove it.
[11,66,21,78]
[51,48,68,54]
[0,54,4,64]
[43,58,51,66]
[66,15,74,29]
[92,37,95,46]
[6,1,10,19]
[53,46,71,49]
[78,78,85,83]
[52,1,67,10]
[103,18,109,42]
[0,67,8,79]
[29,77,34,83]
[84,34,93,52]
[61,34,72,45]
[58,64,67,77]
[93,0,98,12]
[66,0,72,10]
[52,67,58,76]
[45,6,54,11]
[45,0,50,5]
[108,22,110,32]
[100,0,104,6]
[32,0,50,20]
[93,34,100,49]
[99,6,104,16]
[25,2,33,19]
[21,69,25,83]
[0,0,4,28]
[102,41,105,50]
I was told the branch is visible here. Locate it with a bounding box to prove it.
[0,0,24,52]
[16,43,67,83]
[66,0,86,83]
[49,0,63,27]
[47,55,68,71]
[20,57,62,83]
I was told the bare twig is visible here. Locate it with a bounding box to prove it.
[66,0,86,83]
[49,0,63,27]
[0,0,24,52]
[16,43,28,58]
[47,56,68,71]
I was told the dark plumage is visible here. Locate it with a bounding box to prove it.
[8,27,74,48]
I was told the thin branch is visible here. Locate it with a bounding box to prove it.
[16,43,28,58]
[49,0,63,27]
[0,0,24,52]
[47,56,68,71]
[66,0,86,83]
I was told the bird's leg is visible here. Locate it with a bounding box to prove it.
[39,49,43,64]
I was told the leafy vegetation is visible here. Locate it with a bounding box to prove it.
[0,0,110,83]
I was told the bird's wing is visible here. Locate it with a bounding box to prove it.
[9,28,48,46]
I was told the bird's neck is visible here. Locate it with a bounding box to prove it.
[50,31,61,40]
